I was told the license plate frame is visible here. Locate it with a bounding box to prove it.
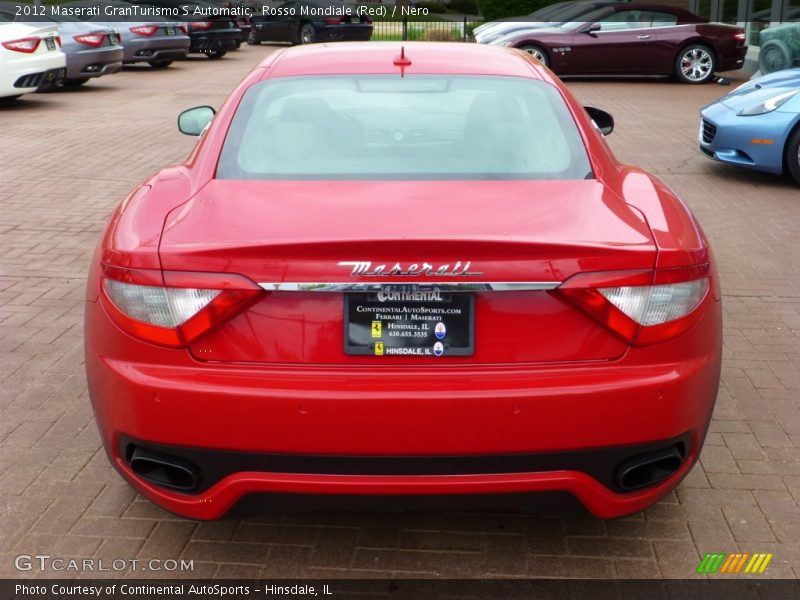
[45,37,56,51]
[344,286,475,357]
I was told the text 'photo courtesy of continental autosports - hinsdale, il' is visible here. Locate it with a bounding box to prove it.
[84,38,726,521]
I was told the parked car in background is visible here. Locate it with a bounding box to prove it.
[66,1,191,67]
[0,22,66,100]
[129,1,242,58]
[758,22,800,74]
[700,69,800,183]
[474,0,625,45]
[248,0,372,45]
[0,4,123,87]
[86,43,722,520]
[493,3,746,84]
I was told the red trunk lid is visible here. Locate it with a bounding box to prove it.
[159,179,656,364]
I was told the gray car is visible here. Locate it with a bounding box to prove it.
[0,6,123,85]
[65,1,191,67]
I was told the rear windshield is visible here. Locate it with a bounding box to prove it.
[217,75,593,181]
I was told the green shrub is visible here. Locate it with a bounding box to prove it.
[448,0,479,14]
[415,1,447,13]
[476,0,552,22]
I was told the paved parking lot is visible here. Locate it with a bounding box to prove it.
[1,45,799,580]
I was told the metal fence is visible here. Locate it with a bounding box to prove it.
[372,18,484,42]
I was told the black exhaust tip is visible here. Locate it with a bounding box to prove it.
[614,444,684,492]
[128,445,200,492]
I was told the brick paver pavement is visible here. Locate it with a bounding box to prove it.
[1,46,798,580]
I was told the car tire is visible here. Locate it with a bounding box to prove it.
[0,94,22,102]
[246,32,259,45]
[298,22,316,45]
[519,45,549,67]
[203,49,227,59]
[675,44,716,84]
[234,41,241,49]
[148,59,173,68]
[759,40,792,75]
[785,125,800,185]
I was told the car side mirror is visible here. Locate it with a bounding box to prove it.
[178,106,215,136]
[584,23,601,35]
[585,106,614,136]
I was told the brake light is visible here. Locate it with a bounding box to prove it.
[324,17,343,24]
[179,24,188,35]
[733,30,746,44]
[2,37,41,53]
[556,265,711,346]
[129,25,158,36]
[74,32,107,47]
[189,21,212,30]
[100,266,263,348]
[55,36,62,47]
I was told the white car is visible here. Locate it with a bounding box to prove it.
[0,22,66,100]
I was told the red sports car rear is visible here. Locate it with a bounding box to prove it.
[85,43,721,520]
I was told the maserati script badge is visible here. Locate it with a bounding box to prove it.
[338,261,483,277]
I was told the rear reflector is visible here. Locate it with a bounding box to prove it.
[556,265,711,346]
[101,266,263,347]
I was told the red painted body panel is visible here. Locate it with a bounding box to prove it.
[85,42,723,519]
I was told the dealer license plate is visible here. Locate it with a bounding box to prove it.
[166,26,176,35]
[344,285,474,357]
[45,37,56,51]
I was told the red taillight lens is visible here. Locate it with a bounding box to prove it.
[129,25,159,36]
[556,265,711,346]
[2,37,41,53]
[189,21,212,31]
[55,36,62,47]
[179,23,189,35]
[74,32,107,47]
[733,30,746,44]
[100,266,263,348]
[323,17,343,25]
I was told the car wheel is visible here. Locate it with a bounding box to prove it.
[785,125,800,185]
[246,32,259,45]
[0,94,22,102]
[675,44,716,84]
[234,41,241,49]
[519,45,548,67]
[298,22,316,45]
[759,40,792,75]
[203,49,227,59]
[148,59,173,68]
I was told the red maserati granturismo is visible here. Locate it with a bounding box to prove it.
[85,42,722,520]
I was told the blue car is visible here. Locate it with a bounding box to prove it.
[699,69,800,183]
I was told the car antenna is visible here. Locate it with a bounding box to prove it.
[393,46,411,77]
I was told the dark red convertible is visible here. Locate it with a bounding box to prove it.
[491,3,747,83]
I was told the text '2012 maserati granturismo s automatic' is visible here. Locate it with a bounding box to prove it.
[85,42,722,520]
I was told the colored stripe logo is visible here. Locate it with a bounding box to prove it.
[697,553,773,574]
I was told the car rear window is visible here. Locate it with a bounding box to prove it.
[216,75,593,181]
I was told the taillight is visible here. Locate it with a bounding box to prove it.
[179,24,189,35]
[556,265,711,346]
[189,21,212,31]
[2,37,41,53]
[55,36,62,47]
[74,32,107,47]
[733,30,746,44]
[129,25,158,36]
[100,266,263,348]
[324,17,343,25]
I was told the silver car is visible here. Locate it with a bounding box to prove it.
[66,1,191,67]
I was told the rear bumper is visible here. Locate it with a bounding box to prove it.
[86,286,721,519]
[317,24,373,42]
[189,31,240,53]
[123,37,190,63]
[0,51,65,95]
[67,46,124,80]
[717,45,748,72]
